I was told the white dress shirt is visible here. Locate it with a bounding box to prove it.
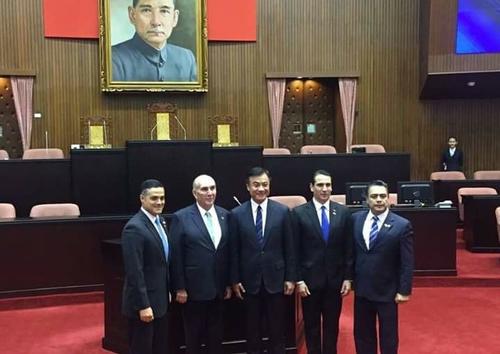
[250,198,268,235]
[312,198,330,226]
[362,209,389,249]
[197,204,222,248]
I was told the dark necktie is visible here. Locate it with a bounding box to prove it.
[155,217,169,261]
[256,205,263,247]
[369,215,379,249]
[321,205,329,242]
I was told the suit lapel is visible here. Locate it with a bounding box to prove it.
[140,211,168,263]
[262,200,273,248]
[190,205,216,250]
[215,206,228,249]
[327,201,341,243]
[354,211,369,251]
[243,202,259,247]
[305,201,324,242]
[370,211,395,250]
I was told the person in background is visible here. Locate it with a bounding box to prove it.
[440,136,463,171]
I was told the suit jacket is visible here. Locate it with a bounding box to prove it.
[230,199,296,294]
[121,211,170,319]
[440,148,463,171]
[170,204,230,301]
[292,200,353,291]
[351,210,414,303]
[112,33,197,82]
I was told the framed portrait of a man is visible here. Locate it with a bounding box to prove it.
[99,0,208,92]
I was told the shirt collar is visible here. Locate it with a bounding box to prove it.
[196,203,215,217]
[141,207,159,224]
[312,198,329,211]
[131,32,168,64]
[250,198,268,211]
[368,208,389,223]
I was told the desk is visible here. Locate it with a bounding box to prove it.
[393,207,457,275]
[1,145,410,217]
[264,153,410,195]
[0,216,129,298]
[101,239,297,354]
[433,179,500,206]
[463,195,500,252]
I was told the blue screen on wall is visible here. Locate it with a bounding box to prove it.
[456,0,500,54]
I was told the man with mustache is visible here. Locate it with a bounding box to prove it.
[112,0,197,82]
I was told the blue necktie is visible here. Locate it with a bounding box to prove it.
[369,215,379,249]
[155,217,169,261]
[256,205,263,247]
[321,206,329,242]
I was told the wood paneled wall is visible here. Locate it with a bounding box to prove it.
[0,0,499,179]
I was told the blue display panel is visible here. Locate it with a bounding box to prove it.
[456,0,500,54]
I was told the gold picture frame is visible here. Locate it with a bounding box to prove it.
[99,0,208,92]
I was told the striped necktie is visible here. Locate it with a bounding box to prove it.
[368,215,379,249]
[256,205,263,247]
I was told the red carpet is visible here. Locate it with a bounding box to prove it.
[1,231,499,354]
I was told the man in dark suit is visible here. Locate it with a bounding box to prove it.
[230,166,296,354]
[292,170,353,354]
[121,179,171,354]
[170,174,231,354]
[440,136,464,171]
[351,180,414,354]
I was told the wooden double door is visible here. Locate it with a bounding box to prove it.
[279,78,341,153]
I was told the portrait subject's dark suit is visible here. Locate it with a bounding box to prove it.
[170,204,230,354]
[292,200,353,354]
[230,199,296,354]
[121,210,171,354]
[440,148,464,171]
[351,210,414,354]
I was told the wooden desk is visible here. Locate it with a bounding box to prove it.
[0,146,410,217]
[264,153,410,195]
[101,240,297,354]
[0,216,129,298]
[463,195,500,252]
[393,207,457,275]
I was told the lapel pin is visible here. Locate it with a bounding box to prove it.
[384,223,391,228]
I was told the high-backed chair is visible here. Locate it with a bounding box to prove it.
[350,144,386,153]
[457,187,497,221]
[0,203,16,219]
[269,195,307,209]
[300,145,337,154]
[473,170,500,180]
[330,194,346,205]
[430,171,466,180]
[496,207,500,242]
[389,193,398,205]
[0,149,9,160]
[263,148,291,155]
[30,203,80,218]
[22,148,64,159]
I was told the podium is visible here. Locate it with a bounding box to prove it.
[101,239,297,353]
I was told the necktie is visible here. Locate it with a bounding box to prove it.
[205,211,217,247]
[369,215,379,249]
[321,206,329,242]
[256,205,263,247]
[155,217,169,261]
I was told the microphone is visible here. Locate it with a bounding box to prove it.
[173,114,187,140]
[233,196,242,206]
[150,123,158,140]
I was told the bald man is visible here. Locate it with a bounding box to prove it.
[170,175,231,354]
